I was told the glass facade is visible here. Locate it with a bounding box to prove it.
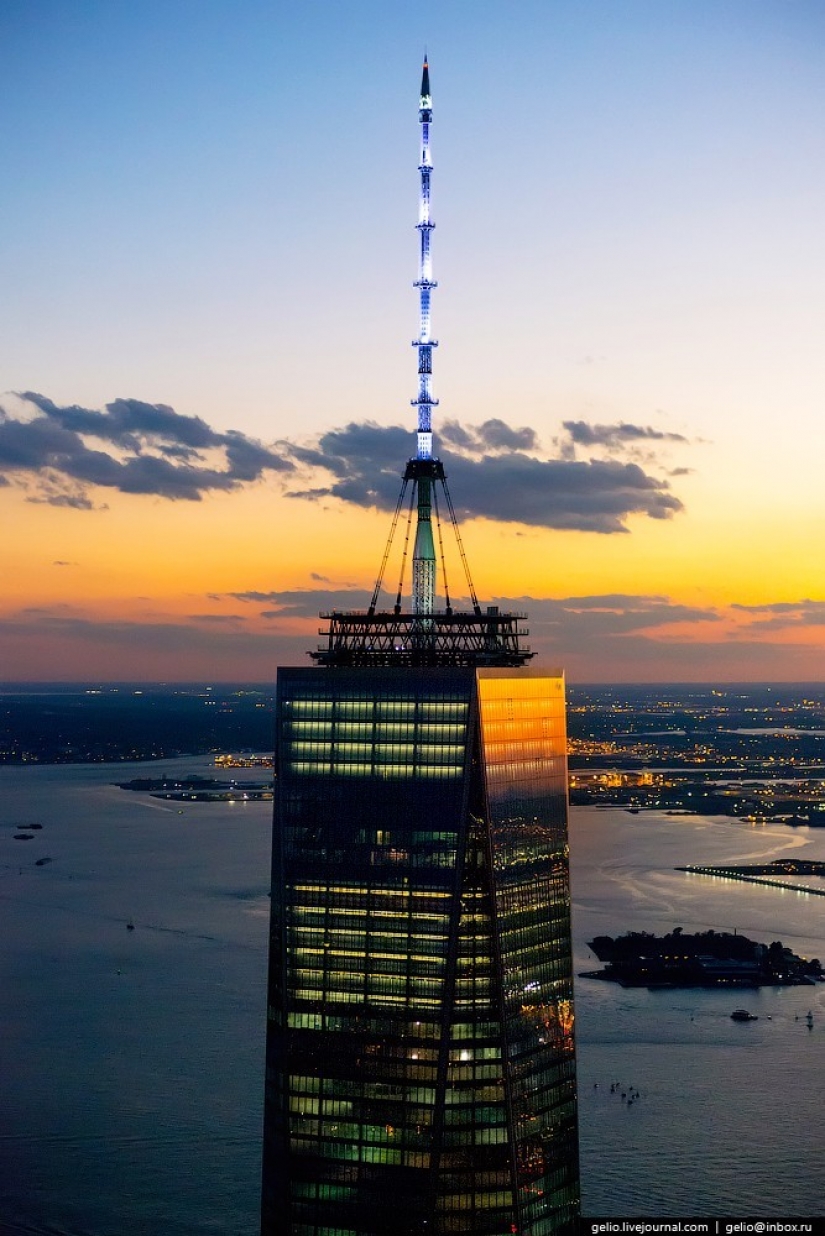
[262,667,578,1235]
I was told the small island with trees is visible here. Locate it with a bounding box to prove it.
[581,927,822,988]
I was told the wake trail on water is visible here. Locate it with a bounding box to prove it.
[0,889,219,941]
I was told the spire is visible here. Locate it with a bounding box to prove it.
[412,55,437,619]
[310,58,533,668]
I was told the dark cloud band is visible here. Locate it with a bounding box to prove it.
[287,420,683,533]
[0,393,293,505]
[0,395,687,533]
[562,420,689,448]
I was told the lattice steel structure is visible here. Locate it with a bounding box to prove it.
[314,608,530,669]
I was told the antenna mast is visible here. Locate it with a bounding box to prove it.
[411,55,437,619]
[311,58,532,669]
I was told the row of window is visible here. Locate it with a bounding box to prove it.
[444,1063,503,1082]
[293,1225,357,1236]
[436,1190,515,1212]
[290,1075,437,1103]
[444,1085,505,1106]
[291,1182,355,1201]
[291,884,453,908]
[289,931,449,955]
[350,829,457,846]
[450,1021,501,1039]
[443,1105,507,1127]
[290,989,443,1013]
[289,1097,435,1124]
[478,688,563,711]
[291,942,446,963]
[289,1138,407,1166]
[290,955,446,977]
[480,714,563,732]
[485,758,566,780]
[286,847,459,869]
[291,900,451,919]
[292,1182,518,1218]
[287,761,464,778]
[290,1119,431,1145]
[289,740,466,760]
[286,721,467,740]
[442,1126,509,1146]
[290,973,445,994]
[287,979,497,1003]
[483,740,564,761]
[289,925,450,948]
[285,699,469,719]
[290,913,450,936]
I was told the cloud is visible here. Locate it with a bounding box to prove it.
[6,592,824,684]
[510,594,721,641]
[439,418,539,454]
[485,593,825,682]
[225,586,719,639]
[28,491,96,510]
[562,421,689,449]
[730,599,825,630]
[0,605,318,682]
[286,421,683,533]
[1,393,690,533]
[732,600,825,614]
[186,613,248,624]
[1,610,239,649]
[230,587,372,617]
[0,392,293,505]
[52,560,79,567]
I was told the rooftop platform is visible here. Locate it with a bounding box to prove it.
[311,607,533,668]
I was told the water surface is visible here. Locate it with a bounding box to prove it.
[1,765,823,1230]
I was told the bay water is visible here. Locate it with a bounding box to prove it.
[1,759,823,1232]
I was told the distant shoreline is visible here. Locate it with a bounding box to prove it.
[678,861,825,896]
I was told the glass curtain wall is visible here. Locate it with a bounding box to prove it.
[262,668,578,1236]
[477,670,579,1234]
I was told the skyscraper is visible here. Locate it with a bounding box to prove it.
[261,60,579,1236]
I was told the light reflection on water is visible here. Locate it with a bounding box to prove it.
[572,806,825,1217]
[0,766,823,1230]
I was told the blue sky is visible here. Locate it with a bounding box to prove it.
[5,0,823,435]
[2,2,825,679]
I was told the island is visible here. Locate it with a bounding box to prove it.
[580,928,822,988]
[117,775,272,802]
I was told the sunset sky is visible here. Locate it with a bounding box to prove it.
[2,1,824,682]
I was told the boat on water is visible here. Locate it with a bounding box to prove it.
[730,1008,758,1021]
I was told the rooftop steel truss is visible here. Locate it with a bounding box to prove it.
[311,607,532,667]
